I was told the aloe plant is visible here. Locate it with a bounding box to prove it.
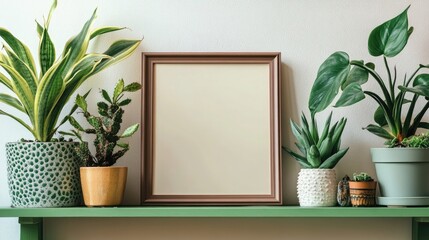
[283,112,349,169]
[0,0,141,142]
[61,79,141,167]
[308,6,429,147]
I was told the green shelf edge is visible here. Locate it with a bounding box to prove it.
[1,206,429,218]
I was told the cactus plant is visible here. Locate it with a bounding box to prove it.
[284,112,349,169]
[352,172,374,182]
[61,79,141,166]
[0,0,141,142]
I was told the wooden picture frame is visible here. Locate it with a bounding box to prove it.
[141,52,282,205]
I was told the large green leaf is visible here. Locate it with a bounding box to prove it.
[34,53,69,141]
[413,74,429,87]
[368,6,411,57]
[341,61,373,90]
[90,26,126,40]
[0,28,37,74]
[335,83,365,107]
[309,52,350,113]
[0,62,35,124]
[0,109,34,136]
[374,106,387,127]
[47,54,109,134]
[317,112,332,148]
[0,66,15,90]
[61,9,97,76]
[364,124,394,139]
[319,147,349,169]
[3,46,37,94]
[399,85,429,98]
[39,28,56,76]
[90,39,141,75]
[0,93,25,112]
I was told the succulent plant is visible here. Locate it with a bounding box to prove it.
[61,79,141,167]
[352,172,374,182]
[284,112,349,169]
[0,0,141,142]
[400,132,429,148]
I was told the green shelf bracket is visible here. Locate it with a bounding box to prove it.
[18,217,42,240]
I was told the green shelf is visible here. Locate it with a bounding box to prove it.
[1,206,429,218]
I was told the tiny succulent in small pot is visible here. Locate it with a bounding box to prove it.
[308,6,429,147]
[284,112,349,207]
[353,172,374,182]
[61,79,141,167]
[62,79,141,206]
[349,172,377,207]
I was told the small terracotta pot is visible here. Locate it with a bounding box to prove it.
[349,181,377,207]
[80,166,127,207]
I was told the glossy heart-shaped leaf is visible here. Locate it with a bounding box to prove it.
[309,52,350,113]
[335,82,365,107]
[368,6,411,57]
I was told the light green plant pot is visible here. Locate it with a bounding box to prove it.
[371,148,429,206]
[6,142,83,207]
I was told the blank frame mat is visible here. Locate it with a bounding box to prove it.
[152,63,271,195]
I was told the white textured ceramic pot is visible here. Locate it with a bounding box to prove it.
[297,169,337,207]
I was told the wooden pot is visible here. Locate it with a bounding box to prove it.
[80,166,127,207]
[349,181,377,207]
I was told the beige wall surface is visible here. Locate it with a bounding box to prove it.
[0,0,426,239]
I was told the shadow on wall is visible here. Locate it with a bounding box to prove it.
[280,62,300,205]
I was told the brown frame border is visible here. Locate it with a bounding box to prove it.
[141,52,282,205]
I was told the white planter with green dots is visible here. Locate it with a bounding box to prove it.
[6,142,83,207]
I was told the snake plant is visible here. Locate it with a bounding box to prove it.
[284,112,349,169]
[308,6,429,147]
[0,0,141,142]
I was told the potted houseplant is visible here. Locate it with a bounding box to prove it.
[284,112,349,207]
[62,79,141,207]
[2,0,141,207]
[308,6,429,206]
[349,172,377,207]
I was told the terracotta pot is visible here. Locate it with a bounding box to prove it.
[349,181,377,207]
[80,166,127,207]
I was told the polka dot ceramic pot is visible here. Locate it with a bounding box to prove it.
[6,142,83,207]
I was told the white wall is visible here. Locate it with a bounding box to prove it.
[1,0,426,239]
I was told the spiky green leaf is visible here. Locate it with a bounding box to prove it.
[39,28,56,75]
[319,147,349,169]
[364,124,394,139]
[0,93,25,112]
[90,26,126,40]
[3,46,37,94]
[0,28,37,73]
